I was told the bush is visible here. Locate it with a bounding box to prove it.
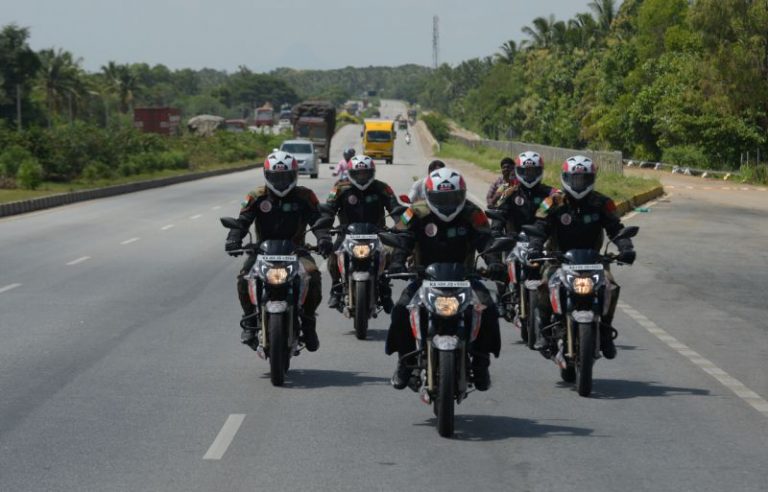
[0,145,35,178]
[422,113,450,142]
[82,161,114,182]
[662,145,708,169]
[739,164,768,184]
[16,158,44,190]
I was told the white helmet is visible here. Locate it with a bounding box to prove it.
[264,150,298,197]
[348,155,376,190]
[515,151,544,188]
[561,155,596,200]
[424,167,467,222]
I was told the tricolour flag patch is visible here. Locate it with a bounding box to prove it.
[401,207,414,224]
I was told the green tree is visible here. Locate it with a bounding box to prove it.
[0,24,41,129]
[36,48,87,126]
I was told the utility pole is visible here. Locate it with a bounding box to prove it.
[432,15,440,69]
[16,84,22,131]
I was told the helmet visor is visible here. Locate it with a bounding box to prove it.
[563,172,595,194]
[265,170,297,192]
[427,189,466,218]
[349,168,374,187]
[516,166,543,186]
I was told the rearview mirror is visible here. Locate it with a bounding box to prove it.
[220,217,242,230]
[317,203,334,216]
[522,224,545,238]
[389,205,407,217]
[379,231,408,250]
[480,236,516,255]
[613,226,639,242]
[485,209,506,222]
[311,215,334,231]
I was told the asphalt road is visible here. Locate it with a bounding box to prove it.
[1,100,767,492]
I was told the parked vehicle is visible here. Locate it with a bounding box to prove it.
[133,107,181,136]
[279,139,318,179]
[362,119,395,164]
[254,103,274,127]
[292,101,337,163]
[527,225,639,397]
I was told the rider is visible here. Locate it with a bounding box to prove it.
[332,147,356,179]
[527,155,636,360]
[486,156,517,207]
[224,150,326,352]
[489,152,558,319]
[385,167,504,391]
[319,155,400,312]
[407,159,445,203]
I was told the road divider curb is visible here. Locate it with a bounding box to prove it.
[0,163,262,218]
[614,185,665,216]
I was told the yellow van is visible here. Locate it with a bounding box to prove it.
[362,120,395,164]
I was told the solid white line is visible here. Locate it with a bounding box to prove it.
[620,302,768,419]
[66,256,91,266]
[161,224,175,231]
[212,205,222,210]
[120,237,140,245]
[203,414,245,460]
[0,283,22,294]
[190,214,202,220]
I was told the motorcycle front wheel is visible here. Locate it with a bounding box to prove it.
[526,289,538,350]
[576,322,595,397]
[436,350,456,438]
[354,281,369,340]
[268,314,288,387]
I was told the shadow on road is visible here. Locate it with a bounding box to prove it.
[415,414,593,442]
[342,328,387,342]
[271,369,387,389]
[588,379,710,400]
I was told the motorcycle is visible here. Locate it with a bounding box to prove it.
[220,216,331,386]
[405,133,411,145]
[381,232,514,437]
[525,225,639,397]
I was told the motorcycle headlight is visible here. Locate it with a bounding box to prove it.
[434,296,460,317]
[572,277,594,295]
[352,244,372,259]
[265,267,289,285]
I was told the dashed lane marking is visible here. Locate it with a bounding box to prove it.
[212,205,222,210]
[190,214,202,220]
[0,283,22,294]
[619,302,768,419]
[203,414,245,460]
[120,237,140,245]
[66,256,91,266]
[161,224,175,231]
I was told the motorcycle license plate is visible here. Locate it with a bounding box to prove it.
[424,281,471,288]
[347,234,378,240]
[568,264,602,271]
[257,255,297,262]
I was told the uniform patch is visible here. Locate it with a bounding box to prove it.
[514,196,525,206]
[583,214,592,224]
[534,197,541,205]
[259,200,272,213]
[424,223,438,237]
[457,227,467,236]
[605,199,617,214]
[348,195,359,205]
[401,208,414,224]
[561,213,573,225]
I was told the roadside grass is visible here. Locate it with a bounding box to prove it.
[0,160,256,204]
[437,139,661,203]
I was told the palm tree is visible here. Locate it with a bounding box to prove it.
[522,15,567,50]
[496,40,518,64]
[36,48,85,126]
[567,12,599,49]
[101,61,139,113]
[589,0,617,33]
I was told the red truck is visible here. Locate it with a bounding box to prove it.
[133,107,181,136]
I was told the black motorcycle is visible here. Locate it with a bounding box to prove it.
[526,225,639,397]
[381,232,514,438]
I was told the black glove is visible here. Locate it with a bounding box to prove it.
[486,262,507,281]
[617,249,636,265]
[317,237,333,256]
[225,240,243,257]
[388,263,407,275]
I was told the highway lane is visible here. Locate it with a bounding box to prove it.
[0,100,766,491]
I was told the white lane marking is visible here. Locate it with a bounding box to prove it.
[623,194,669,221]
[66,256,91,266]
[120,237,140,245]
[212,205,222,210]
[229,200,238,204]
[618,302,768,419]
[203,414,245,460]
[190,214,202,220]
[161,224,175,231]
[0,283,22,294]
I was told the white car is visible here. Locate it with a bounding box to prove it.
[280,139,318,179]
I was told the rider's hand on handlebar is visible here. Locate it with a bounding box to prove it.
[317,237,333,256]
[617,249,636,265]
[486,262,506,281]
[225,240,243,257]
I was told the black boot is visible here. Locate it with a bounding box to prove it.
[300,314,319,352]
[379,282,394,314]
[240,314,259,350]
[600,321,617,360]
[327,284,343,310]
[391,354,418,390]
[471,353,491,391]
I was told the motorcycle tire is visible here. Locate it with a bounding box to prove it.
[576,322,595,397]
[268,314,287,387]
[354,281,369,340]
[526,290,538,350]
[436,350,456,438]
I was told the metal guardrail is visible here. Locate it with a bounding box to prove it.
[623,159,739,179]
[451,134,624,175]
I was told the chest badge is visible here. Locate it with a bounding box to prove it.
[514,196,525,206]
[560,213,573,226]
[424,223,438,237]
[259,200,272,213]
[348,194,359,205]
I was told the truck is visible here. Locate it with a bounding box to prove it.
[362,119,395,164]
[133,107,181,136]
[254,103,274,127]
[291,101,337,163]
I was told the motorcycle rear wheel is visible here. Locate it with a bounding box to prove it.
[436,350,456,438]
[576,322,595,397]
[354,281,369,340]
[526,290,538,349]
[268,314,287,387]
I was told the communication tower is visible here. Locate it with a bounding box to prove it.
[432,15,440,69]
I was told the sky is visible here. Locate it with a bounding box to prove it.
[4,0,602,73]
